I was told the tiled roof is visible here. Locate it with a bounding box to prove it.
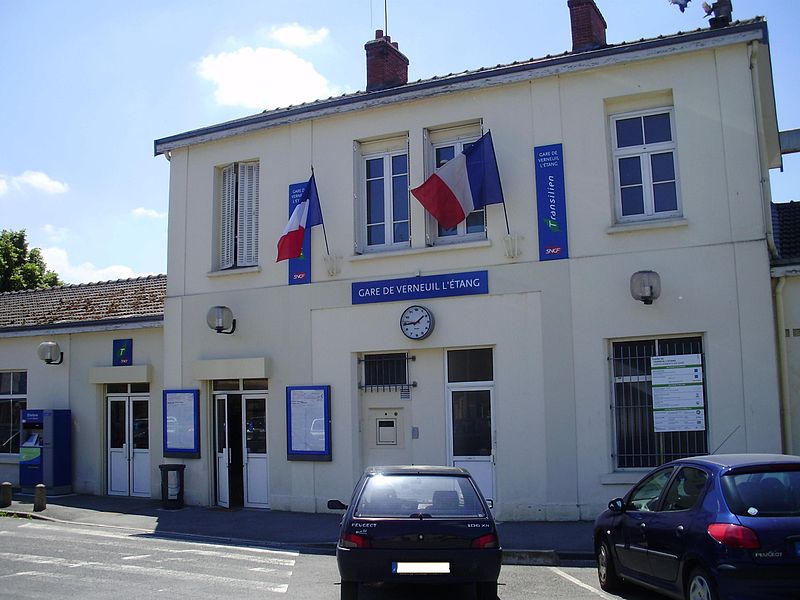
[773,202,800,265]
[0,275,166,332]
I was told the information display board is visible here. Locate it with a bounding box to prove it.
[286,385,331,461]
[163,389,200,458]
[651,354,705,433]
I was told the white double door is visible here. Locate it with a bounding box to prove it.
[108,395,150,497]
[447,387,495,503]
[216,394,269,508]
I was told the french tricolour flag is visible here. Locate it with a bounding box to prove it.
[276,173,323,262]
[411,130,505,229]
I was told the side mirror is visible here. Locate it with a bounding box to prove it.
[608,497,624,512]
[327,499,348,510]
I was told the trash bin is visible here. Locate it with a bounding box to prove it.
[158,464,186,509]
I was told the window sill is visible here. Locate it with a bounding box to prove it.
[606,217,688,235]
[207,266,262,278]
[350,239,491,262]
[0,453,19,465]
[600,472,647,486]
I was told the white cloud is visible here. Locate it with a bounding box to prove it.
[42,224,69,243]
[132,207,167,219]
[42,247,155,285]
[13,170,69,194]
[269,23,329,48]
[197,47,340,110]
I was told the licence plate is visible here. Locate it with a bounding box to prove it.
[392,562,450,574]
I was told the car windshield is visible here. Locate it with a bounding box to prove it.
[721,467,800,517]
[354,474,486,518]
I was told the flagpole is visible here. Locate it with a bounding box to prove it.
[311,166,331,255]
[485,131,510,235]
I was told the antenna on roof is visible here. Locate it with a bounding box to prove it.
[384,0,388,35]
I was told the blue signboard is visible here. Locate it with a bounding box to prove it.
[352,270,488,305]
[534,144,569,261]
[113,338,132,366]
[288,181,312,285]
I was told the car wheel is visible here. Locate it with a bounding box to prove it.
[686,567,717,600]
[340,580,358,600]
[597,540,624,592]
[476,580,498,600]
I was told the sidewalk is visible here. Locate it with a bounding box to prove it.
[2,493,595,566]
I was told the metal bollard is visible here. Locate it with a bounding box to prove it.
[0,481,11,508]
[33,483,47,512]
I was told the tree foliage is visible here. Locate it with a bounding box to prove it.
[0,229,63,292]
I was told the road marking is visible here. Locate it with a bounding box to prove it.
[0,571,70,579]
[548,567,617,599]
[122,554,152,560]
[0,552,290,593]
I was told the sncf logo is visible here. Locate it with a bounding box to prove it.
[545,246,562,255]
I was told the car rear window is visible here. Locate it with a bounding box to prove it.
[721,468,800,517]
[354,474,487,518]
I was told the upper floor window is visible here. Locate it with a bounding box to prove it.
[218,161,259,269]
[611,109,680,223]
[356,142,410,252]
[425,123,486,245]
[0,371,27,454]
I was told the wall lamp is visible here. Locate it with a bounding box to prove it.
[630,271,661,305]
[206,305,236,334]
[37,341,64,365]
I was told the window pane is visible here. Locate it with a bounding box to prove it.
[245,397,266,454]
[366,158,383,179]
[452,390,492,456]
[212,379,239,392]
[662,467,708,511]
[12,372,27,395]
[364,353,407,386]
[132,400,149,450]
[616,117,644,148]
[618,157,642,186]
[651,152,675,182]
[644,113,672,144]
[216,399,226,453]
[243,378,269,391]
[626,467,674,511]
[653,182,678,213]
[438,224,458,237]
[392,154,407,175]
[436,146,455,168]
[107,383,127,394]
[466,209,485,234]
[367,224,385,246]
[447,348,493,383]
[110,402,126,449]
[11,399,25,453]
[621,186,645,216]
[0,401,10,453]
[367,180,384,225]
[0,373,11,395]
[130,383,149,394]
[394,222,409,243]
[392,175,408,221]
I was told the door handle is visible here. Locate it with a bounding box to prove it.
[676,525,685,536]
[639,523,647,529]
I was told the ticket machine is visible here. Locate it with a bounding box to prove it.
[19,409,72,495]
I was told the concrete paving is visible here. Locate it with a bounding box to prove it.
[2,492,595,565]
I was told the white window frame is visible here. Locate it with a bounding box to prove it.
[217,161,260,270]
[356,143,410,253]
[0,371,27,455]
[611,108,681,223]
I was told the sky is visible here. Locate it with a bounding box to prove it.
[1,0,799,284]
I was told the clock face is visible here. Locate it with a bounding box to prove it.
[400,305,434,340]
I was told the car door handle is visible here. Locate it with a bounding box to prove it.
[639,523,647,529]
[676,525,685,536]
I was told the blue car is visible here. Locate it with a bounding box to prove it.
[594,454,800,600]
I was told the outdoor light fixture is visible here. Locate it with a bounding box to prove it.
[37,341,64,365]
[630,271,661,305]
[206,306,236,334]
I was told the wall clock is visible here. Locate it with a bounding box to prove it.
[400,305,434,340]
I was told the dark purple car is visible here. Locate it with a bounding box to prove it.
[594,454,800,600]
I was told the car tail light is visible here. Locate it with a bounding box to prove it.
[471,533,499,549]
[340,532,371,549]
[707,523,760,549]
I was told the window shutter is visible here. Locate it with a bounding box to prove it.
[237,161,260,266]
[220,164,236,269]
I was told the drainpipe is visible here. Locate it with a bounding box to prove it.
[774,276,792,454]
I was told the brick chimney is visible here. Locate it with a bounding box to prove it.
[365,30,409,92]
[568,0,607,52]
